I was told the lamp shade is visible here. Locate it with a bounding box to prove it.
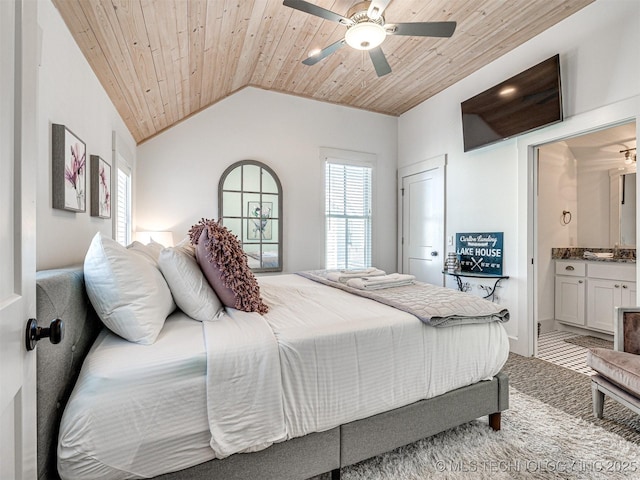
[135,231,174,247]
[345,22,386,50]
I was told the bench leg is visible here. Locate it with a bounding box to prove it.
[331,468,341,480]
[489,412,501,431]
[592,381,605,419]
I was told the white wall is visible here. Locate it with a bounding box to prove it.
[537,142,578,324]
[36,0,137,270]
[398,0,640,354]
[136,87,398,273]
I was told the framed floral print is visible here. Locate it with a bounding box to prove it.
[247,201,273,240]
[90,155,111,218]
[52,123,86,212]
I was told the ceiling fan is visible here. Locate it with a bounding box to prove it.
[283,0,457,77]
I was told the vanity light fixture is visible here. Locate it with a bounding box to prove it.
[621,147,637,165]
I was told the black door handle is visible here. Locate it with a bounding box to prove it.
[25,318,64,351]
[431,251,438,256]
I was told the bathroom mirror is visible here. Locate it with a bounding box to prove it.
[610,168,636,247]
[218,160,283,272]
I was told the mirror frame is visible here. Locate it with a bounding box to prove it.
[609,165,636,247]
[218,160,283,272]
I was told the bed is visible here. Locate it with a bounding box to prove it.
[246,251,280,269]
[36,266,509,480]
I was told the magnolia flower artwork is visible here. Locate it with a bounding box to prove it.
[52,124,87,212]
[247,202,272,240]
[91,155,111,218]
[65,142,86,209]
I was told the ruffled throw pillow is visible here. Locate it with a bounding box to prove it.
[189,219,268,314]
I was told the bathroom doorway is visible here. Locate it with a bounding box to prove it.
[534,121,636,370]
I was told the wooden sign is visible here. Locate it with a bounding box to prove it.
[456,232,504,275]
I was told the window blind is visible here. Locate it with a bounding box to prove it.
[116,167,131,246]
[325,161,372,270]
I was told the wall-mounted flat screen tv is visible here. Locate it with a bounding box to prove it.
[461,54,563,152]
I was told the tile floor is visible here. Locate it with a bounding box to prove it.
[536,330,596,376]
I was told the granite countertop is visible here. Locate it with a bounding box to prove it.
[552,247,636,263]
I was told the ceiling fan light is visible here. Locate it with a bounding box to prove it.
[345,22,386,50]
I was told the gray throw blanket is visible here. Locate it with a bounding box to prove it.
[297,270,509,327]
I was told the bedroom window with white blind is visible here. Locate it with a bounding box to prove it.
[325,160,372,270]
[116,167,132,246]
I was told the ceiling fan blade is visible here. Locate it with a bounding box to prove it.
[367,0,392,20]
[386,21,457,38]
[302,39,346,66]
[283,0,354,25]
[369,46,391,77]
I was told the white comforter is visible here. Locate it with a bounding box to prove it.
[58,275,509,479]
[202,308,285,457]
[258,275,508,439]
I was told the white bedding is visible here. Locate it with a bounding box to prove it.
[259,275,508,438]
[58,275,509,479]
[203,308,285,457]
[57,311,214,479]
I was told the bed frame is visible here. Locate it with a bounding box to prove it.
[36,266,509,480]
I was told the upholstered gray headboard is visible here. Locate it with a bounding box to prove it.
[36,266,102,480]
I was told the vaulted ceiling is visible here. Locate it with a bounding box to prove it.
[52,0,594,144]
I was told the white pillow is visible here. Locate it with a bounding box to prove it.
[174,236,196,257]
[158,247,224,321]
[84,233,176,344]
[127,240,164,266]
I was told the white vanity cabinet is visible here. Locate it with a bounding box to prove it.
[554,261,586,327]
[555,260,636,334]
[585,263,636,332]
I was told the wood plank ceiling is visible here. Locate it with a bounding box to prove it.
[52,0,594,144]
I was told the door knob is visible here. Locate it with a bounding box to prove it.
[431,251,438,256]
[25,318,64,351]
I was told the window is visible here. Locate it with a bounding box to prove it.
[116,166,132,246]
[218,160,283,272]
[325,160,372,270]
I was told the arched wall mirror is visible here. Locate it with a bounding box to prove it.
[218,160,283,272]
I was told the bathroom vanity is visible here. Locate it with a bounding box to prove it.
[555,258,636,334]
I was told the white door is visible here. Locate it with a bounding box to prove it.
[1,0,38,478]
[400,164,445,285]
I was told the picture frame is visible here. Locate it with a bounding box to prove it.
[247,201,273,240]
[52,123,86,212]
[455,232,504,275]
[90,155,111,218]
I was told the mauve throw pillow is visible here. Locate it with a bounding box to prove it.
[191,219,268,314]
[195,229,236,307]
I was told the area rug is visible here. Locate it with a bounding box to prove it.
[564,335,614,350]
[309,353,640,480]
[310,387,640,480]
[502,353,640,443]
